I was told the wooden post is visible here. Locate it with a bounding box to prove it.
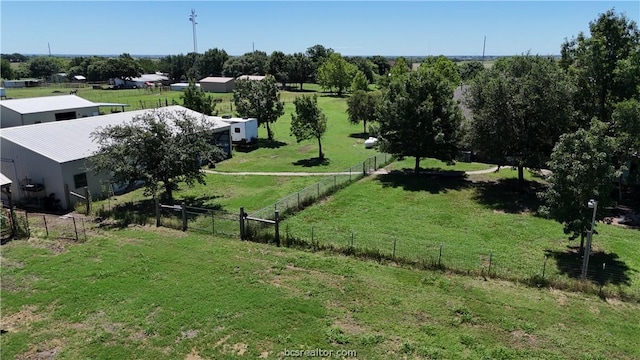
[24,210,30,238]
[274,210,280,247]
[181,201,187,231]
[363,162,366,176]
[374,156,377,171]
[72,216,78,241]
[43,215,49,237]
[84,187,90,214]
[239,207,245,240]
[438,243,443,267]
[155,197,160,227]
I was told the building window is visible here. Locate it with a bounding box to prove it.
[234,127,241,133]
[73,173,88,189]
[55,111,76,121]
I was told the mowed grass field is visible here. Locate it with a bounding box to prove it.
[281,169,640,297]
[2,228,639,360]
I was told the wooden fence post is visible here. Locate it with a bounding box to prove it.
[181,201,187,231]
[274,210,280,247]
[155,197,160,227]
[239,207,245,240]
[72,216,78,241]
[43,215,49,237]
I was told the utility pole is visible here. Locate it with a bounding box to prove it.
[482,36,486,63]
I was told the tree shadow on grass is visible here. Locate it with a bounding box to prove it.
[471,178,546,214]
[292,157,331,167]
[348,132,369,139]
[545,245,634,287]
[235,138,287,153]
[376,170,473,194]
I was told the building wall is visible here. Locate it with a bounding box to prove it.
[200,81,235,93]
[0,139,66,208]
[0,106,100,128]
[60,160,111,209]
[0,107,22,127]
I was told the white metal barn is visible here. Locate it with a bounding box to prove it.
[0,106,231,210]
[217,117,259,144]
[0,95,100,128]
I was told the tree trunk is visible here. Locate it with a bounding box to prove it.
[363,120,367,135]
[266,122,273,141]
[517,165,524,189]
[300,82,304,90]
[164,181,174,204]
[414,156,421,175]
[579,230,585,256]
[317,137,324,160]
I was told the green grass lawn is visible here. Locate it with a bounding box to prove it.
[280,170,640,297]
[1,228,639,359]
[92,173,326,215]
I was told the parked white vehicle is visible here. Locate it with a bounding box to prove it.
[364,137,378,149]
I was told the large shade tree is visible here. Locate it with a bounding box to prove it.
[290,95,328,160]
[90,109,227,203]
[347,90,379,134]
[561,9,640,126]
[539,120,618,253]
[317,53,356,96]
[377,62,463,174]
[287,52,313,90]
[465,55,575,187]
[233,75,284,141]
[182,79,216,115]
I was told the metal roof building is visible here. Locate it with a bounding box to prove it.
[199,77,235,93]
[1,106,231,210]
[0,95,100,128]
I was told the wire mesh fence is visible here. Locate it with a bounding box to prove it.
[275,223,639,299]
[249,152,393,221]
[9,211,87,242]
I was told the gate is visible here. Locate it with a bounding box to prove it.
[240,207,281,246]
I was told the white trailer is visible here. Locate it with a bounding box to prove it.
[219,117,258,144]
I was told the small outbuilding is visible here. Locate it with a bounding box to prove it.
[236,75,266,81]
[0,95,100,128]
[114,74,169,89]
[199,77,235,93]
[170,82,201,91]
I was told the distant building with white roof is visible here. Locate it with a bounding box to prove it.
[0,106,231,210]
[0,95,100,128]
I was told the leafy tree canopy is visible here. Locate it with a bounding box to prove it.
[290,94,328,160]
[90,109,226,203]
[233,75,284,141]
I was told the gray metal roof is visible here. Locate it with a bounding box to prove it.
[0,106,230,164]
[0,95,97,114]
[237,75,265,81]
[199,77,234,83]
[0,173,12,187]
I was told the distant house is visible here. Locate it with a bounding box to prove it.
[114,73,169,88]
[170,82,201,91]
[199,77,235,93]
[453,85,472,120]
[1,78,40,88]
[73,75,87,82]
[0,106,232,210]
[236,75,266,81]
[0,95,100,128]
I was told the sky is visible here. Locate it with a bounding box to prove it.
[1,1,638,57]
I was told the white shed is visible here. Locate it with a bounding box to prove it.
[217,117,259,144]
[0,106,231,210]
[0,95,100,128]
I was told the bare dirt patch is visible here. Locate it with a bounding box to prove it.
[223,342,248,356]
[1,305,40,333]
[550,288,568,306]
[510,330,539,347]
[185,349,205,360]
[16,338,63,360]
[213,334,231,349]
[332,315,366,335]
